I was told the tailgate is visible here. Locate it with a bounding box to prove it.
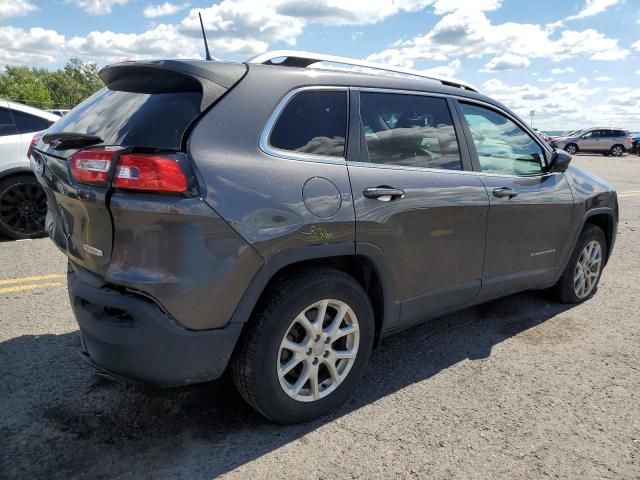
[31,149,113,274]
[30,60,247,277]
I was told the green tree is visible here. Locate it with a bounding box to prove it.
[0,66,53,109]
[0,58,103,110]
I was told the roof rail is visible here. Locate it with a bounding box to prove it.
[247,50,479,92]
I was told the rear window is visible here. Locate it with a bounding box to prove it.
[0,107,17,137]
[11,110,54,134]
[269,90,347,157]
[46,87,202,151]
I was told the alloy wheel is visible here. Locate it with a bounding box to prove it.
[0,181,47,237]
[277,299,360,402]
[611,146,623,157]
[566,145,577,155]
[573,240,602,298]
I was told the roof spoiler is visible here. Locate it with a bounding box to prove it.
[99,60,247,111]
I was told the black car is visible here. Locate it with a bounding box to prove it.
[30,52,618,423]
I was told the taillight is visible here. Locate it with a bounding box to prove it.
[69,148,187,193]
[27,134,40,158]
[114,154,187,192]
[70,149,114,185]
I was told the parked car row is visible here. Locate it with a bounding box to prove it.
[0,100,59,239]
[551,128,634,156]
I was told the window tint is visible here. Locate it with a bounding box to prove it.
[0,108,17,137]
[47,87,202,150]
[359,92,462,170]
[461,103,544,175]
[11,110,54,134]
[269,90,347,157]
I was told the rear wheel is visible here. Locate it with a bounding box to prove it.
[564,144,578,155]
[551,224,606,303]
[232,268,374,424]
[610,145,625,157]
[0,174,47,240]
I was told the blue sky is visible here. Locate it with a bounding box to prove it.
[1,0,639,130]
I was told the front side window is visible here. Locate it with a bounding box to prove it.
[0,108,17,137]
[461,103,545,175]
[359,92,462,170]
[269,90,347,157]
[10,110,54,134]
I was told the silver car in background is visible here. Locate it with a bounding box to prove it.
[552,128,633,156]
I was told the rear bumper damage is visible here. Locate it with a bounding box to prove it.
[68,263,242,387]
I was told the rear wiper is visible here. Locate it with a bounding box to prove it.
[42,132,103,150]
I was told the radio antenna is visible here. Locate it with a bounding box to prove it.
[198,12,213,61]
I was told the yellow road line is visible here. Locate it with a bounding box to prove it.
[0,273,65,286]
[0,281,65,294]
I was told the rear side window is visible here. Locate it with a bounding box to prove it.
[359,92,462,170]
[269,90,347,157]
[10,110,53,134]
[0,108,17,137]
[46,87,202,150]
[461,103,544,176]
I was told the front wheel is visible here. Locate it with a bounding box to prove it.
[232,268,374,424]
[551,224,606,303]
[564,144,578,155]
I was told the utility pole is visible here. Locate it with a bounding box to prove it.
[530,110,535,128]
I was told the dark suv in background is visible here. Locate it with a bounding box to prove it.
[30,52,618,423]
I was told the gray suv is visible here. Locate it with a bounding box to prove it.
[30,52,618,424]
[552,128,633,156]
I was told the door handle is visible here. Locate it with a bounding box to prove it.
[363,187,405,202]
[492,187,519,199]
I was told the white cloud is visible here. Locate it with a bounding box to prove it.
[538,77,554,83]
[481,53,530,72]
[421,58,461,77]
[143,2,190,18]
[594,76,612,81]
[0,0,451,64]
[550,66,575,74]
[367,9,629,68]
[0,0,37,19]
[0,26,66,65]
[67,0,129,15]
[632,39,640,52]
[566,0,620,21]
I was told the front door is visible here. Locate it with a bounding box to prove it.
[348,90,489,328]
[457,101,574,301]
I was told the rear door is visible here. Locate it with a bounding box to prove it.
[0,103,21,172]
[347,89,489,328]
[456,100,574,300]
[10,109,55,167]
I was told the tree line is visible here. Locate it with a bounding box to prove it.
[0,58,103,110]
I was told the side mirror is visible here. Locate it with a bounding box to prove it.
[549,148,572,172]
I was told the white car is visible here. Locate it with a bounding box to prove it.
[0,100,59,239]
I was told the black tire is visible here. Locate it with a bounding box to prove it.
[609,144,625,157]
[564,144,578,155]
[551,224,606,304]
[0,174,47,240]
[232,267,375,424]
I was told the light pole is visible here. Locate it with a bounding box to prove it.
[530,110,535,129]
